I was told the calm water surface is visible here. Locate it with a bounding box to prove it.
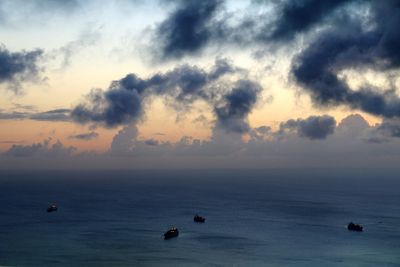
[0,169,399,266]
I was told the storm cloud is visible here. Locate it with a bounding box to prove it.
[151,0,358,59]
[151,0,400,122]
[71,59,263,134]
[0,45,44,92]
[291,0,400,119]
[155,0,223,59]
[215,79,261,133]
[71,88,143,127]
[265,0,352,42]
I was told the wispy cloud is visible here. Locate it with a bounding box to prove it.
[0,109,71,122]
[68,131,99,141]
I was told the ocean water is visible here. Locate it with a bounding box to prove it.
[0,169,399,267]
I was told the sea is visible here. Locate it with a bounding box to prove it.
[0,169,399,267]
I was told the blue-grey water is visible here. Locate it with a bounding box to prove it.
[0,169,399,266]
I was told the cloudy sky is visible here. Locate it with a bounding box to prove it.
[1,0,400,169]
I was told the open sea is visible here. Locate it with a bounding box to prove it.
[0,169,399,266]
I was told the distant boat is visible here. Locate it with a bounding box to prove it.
[347,222,363,232]
[164,227,179,239]
[47,204,58,213]
[194,214,206,223]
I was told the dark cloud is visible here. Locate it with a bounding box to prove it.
[71,59,263,134]
[150,0,359,59]
[150,0,399,125]
[163,65,208,100]
[69,131,99,141]
[264,0,352,42]
[208,58,239,80]
[4,139,76,157]
[292,1,400,119]
[214,79,261,133]
[0,45,44,92]
[155,0,224,59]
[71,88,143,127]
[279,115,336,140]
[71,63,214,128]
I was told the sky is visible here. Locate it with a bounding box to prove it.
[0,0,400,169]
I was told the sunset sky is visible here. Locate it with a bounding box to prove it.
[1,0,400,169]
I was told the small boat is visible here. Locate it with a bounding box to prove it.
[194,214,206,223]
[47,204,58,213]
[347,222,363,232]
[164,227,179,240]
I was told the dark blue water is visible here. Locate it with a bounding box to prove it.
[0,169,399,266]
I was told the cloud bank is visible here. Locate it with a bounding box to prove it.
[4,114,400,169]
[5,138,76,158]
